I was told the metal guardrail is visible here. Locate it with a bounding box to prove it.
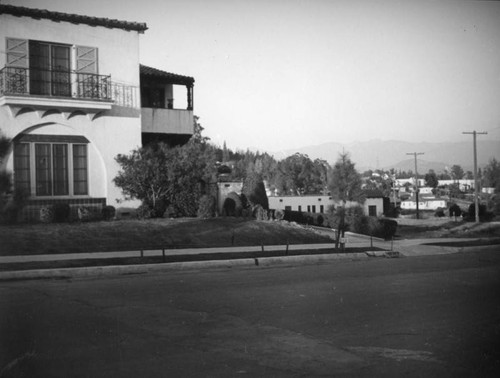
[1,66,140,108]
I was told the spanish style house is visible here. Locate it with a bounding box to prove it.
[0,5,194,220]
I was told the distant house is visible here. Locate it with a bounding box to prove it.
[438,179,474,191]
[268,190,386,217]
[400,194,446,211]
[482,187,495,194]
[0,5,194,220]
[363,190,387,217]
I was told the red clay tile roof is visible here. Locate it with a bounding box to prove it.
[140,65,194,86]
[0,4,148,33]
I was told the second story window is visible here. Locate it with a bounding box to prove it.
[2,38,108,101]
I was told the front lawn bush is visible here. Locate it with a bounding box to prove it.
[40,206,54,223]
[449,203,462,218]
[253,204,268,221]
[197,195,215,218]
[375,218,398,240]
[274,209,285,221]
[53,203,70,222]
[465,203,494,222]
[102,205,116,221]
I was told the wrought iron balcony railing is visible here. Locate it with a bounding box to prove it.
[0,66,112,101]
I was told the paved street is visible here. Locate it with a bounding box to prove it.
[1,249,500,377]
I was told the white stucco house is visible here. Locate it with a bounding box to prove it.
[268,190,387,217]
[0,5,194,220]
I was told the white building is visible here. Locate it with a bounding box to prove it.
[268,192,386,217]
[0,5,194,220]
[400,196,447,211]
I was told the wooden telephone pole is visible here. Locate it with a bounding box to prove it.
[406,152,424,219]
[463,131,487,223]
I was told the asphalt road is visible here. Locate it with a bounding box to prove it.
[1,250,500,377]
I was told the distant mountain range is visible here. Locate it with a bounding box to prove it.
[272,139,500,173]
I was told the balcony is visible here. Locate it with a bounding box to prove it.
[0,66,117,111]
[139,65,194,143]
[141,107,194,135]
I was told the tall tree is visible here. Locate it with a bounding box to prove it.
[327,152,364,247]
[483,158,500,190]
[222,141,230,163]
[242,171,269,210]
[450,165,464,181]
[328,152,364,204]
[424,170,439,189]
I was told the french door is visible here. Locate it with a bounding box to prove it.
[29,41,71,97]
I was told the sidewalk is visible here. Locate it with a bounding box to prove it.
[0,233,496,281]
[0,243,337,264]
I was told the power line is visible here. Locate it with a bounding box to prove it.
[406,152,424,219]
[463,131,487,223]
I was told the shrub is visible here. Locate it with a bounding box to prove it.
[102,205,116,221]
[1,189,29,224]
[222,198,236,216]
[385,204,400,218]
[375,218,398,240]
[350,214,371,235]
[466,203,494,222]
[135,203,156,219]
[40,206,54,223]
[53,203,70,222]
[253,205,268,221]
[242,208,252,218]
[78,206,89,221]
[283,210,307,224]
[316,214,324,226]
[449,203,462,218]
[197,195,215,218]
[242,173,269,210]
[274,209,285,221]
[240,193,250,210]
[164,205,177,218]
[434,207,445,217]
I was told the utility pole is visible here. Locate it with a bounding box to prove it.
[406,152,424,219]
[463,131,487,223]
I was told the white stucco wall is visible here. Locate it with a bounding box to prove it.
[401,199,447,210]
[0,12,142,208]
[268,195,385,217]
[0,14,141,86]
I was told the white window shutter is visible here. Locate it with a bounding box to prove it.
[75,46,98,74]
[6,38,28,68]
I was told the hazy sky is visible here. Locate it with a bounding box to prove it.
[4,0,500,152]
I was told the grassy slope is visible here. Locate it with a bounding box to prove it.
[396,218,500,239]
[0,218,333,256]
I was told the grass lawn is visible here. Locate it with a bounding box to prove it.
[0,217,334,256]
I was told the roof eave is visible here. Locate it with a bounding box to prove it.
[0,4,148,33]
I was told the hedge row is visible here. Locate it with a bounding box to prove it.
[281,209,397,240]
[38,204,116,223]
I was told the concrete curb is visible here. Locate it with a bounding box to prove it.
[0,252,370,281]
[0,244,338,264]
